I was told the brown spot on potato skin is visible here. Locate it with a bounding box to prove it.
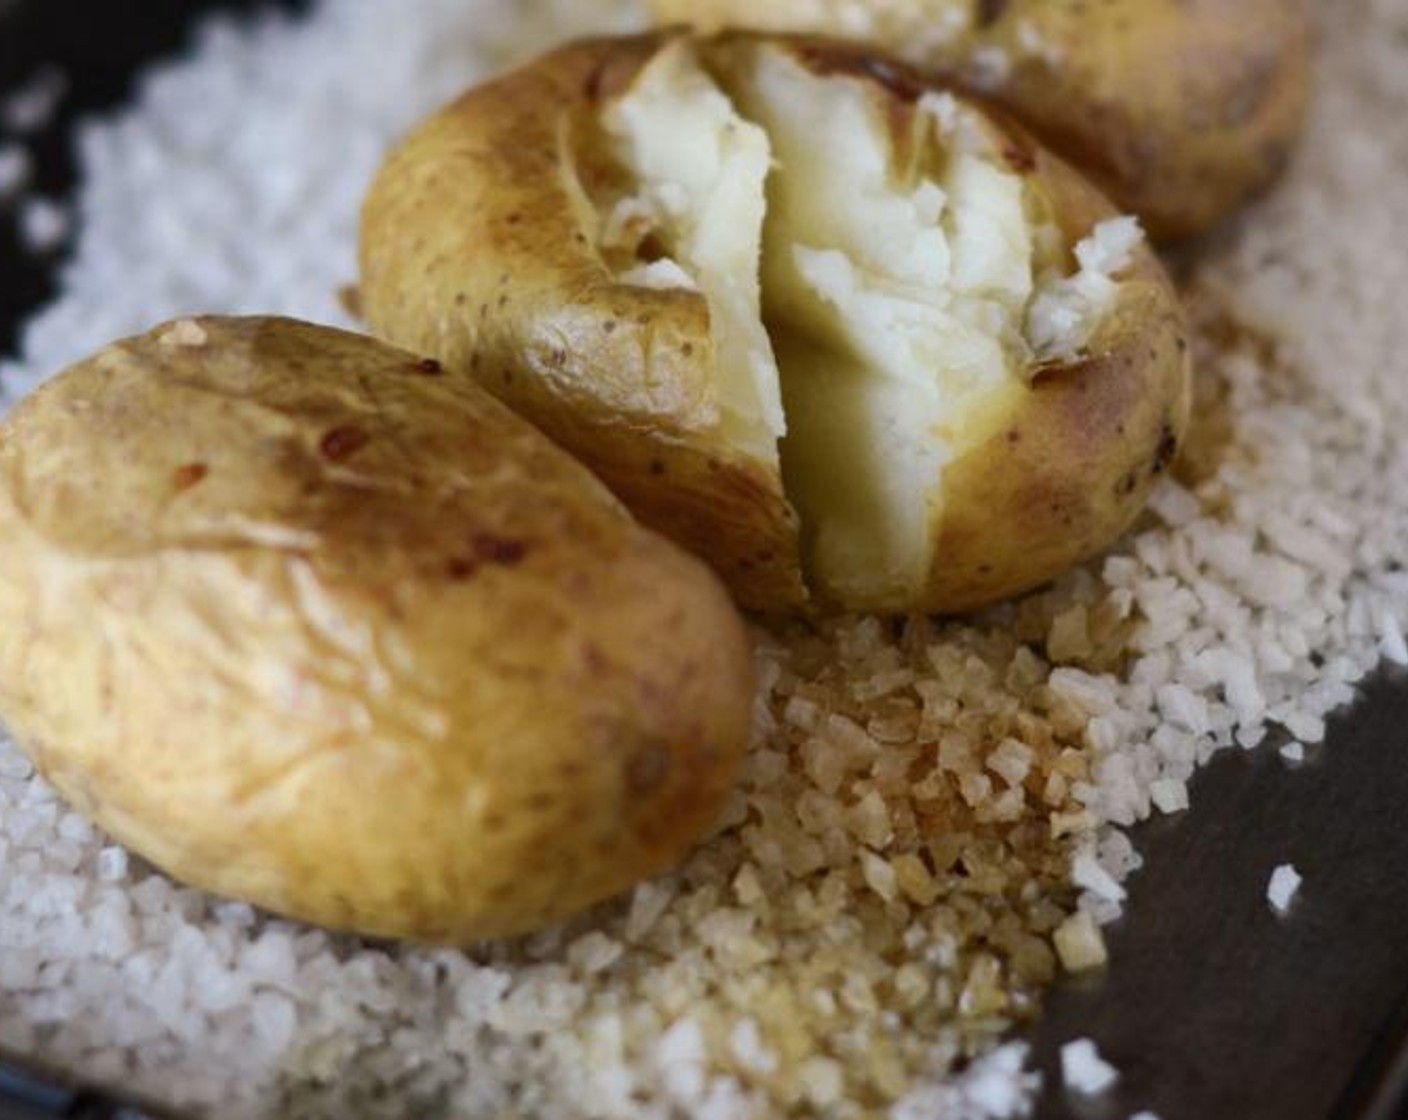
[1152,422,1180,475]
[337,285,363,320]
[627,744,672,794]
[471,533,528,567]
[825,51,929,103]
[446,534,530,581]
[413,358,444,376]
[1001,144,1037,174]
[320,426,371,462]
[172,463,208,491]
[445,558,478,581]
[581,643,610,678]
[977,0,1011,28]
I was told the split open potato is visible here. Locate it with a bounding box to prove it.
[0,316,755,944]
[360,32,1191,615]
[645,0,1314,241]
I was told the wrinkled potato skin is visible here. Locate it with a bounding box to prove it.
[650,0,1314,240]
[0,317,755,944]
[359,37,807,612]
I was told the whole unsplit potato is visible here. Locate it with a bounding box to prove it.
[360,31,1191,615]
[0,316,755,943]
[645,0,1314,240]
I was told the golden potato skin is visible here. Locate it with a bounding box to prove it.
[0,316,755,944]
[359,36,807,612]
[728,35,1193,615]
[649,0,1313,240]
[917,136,1191,614]
[361,32,1190,617]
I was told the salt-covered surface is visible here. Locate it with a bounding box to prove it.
[0,1,1405,1117]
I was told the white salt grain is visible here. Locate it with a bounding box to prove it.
[2,67,67,134]
[159,318,209,348]
[1268,865,1303,915]
[95,847,128,883]
[1061,1039,1120,1095]
[1280,741,1306,765]
[656,1018,707,1104]
[18,196,70,253]
[0,144,30,201]
[1149,778,1190,815]
[1072,849,1127,904]
[1379,611,1408,666]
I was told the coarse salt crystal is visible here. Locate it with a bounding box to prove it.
[2,67,67,134]
[1157,682,1210,736]
[625,879,674,941]
[1061,1038,1120,1095]
[1072,849,1126,904]
[160,318,209,347]
[728,1019,777,1074]
[798,1056,845,1106]
[1053,910,1108,972]
[1268,864,1302,915]
[96,846,128,883]
[1280,740,1306,764]
[567,932,624,975]
[1379,611,1408,666]
[0,144,30,200]
[959,771,994,809]
[1149,778,1190,815]
[656,1018,707,1104]
[857,851,899,905]
[250,990,297,1053]
[18,196,70,252]
[988,739,1035,788]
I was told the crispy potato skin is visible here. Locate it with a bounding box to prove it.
[649,0,1314,240]
[0,317,755,944]
[359,36,807,612]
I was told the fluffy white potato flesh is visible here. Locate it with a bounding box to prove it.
[732,49,1046,605]
[598,42,1135,608]
[602,42,785,461]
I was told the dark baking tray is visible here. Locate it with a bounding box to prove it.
[1,4,1406,1119]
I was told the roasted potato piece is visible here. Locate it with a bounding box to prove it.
[647,0,1314,240]
[360,32,1191,615]
[360,34,807,610]
[0,316,755,944]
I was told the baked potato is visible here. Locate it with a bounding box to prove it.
[360,32,1191,615]
[0,316,755,944]
[645,0,1314,241]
